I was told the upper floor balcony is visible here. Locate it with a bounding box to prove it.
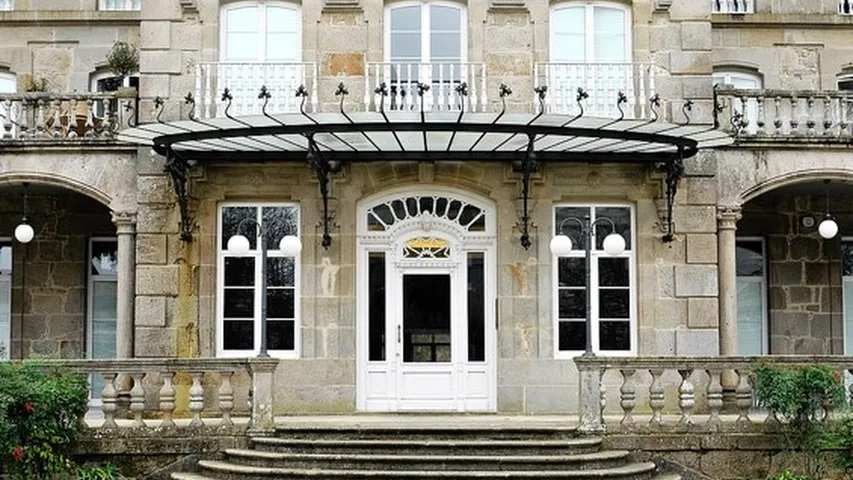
[0,91,136,145]
[714,86,853,143]
[712,0,754,14]
[534,62,659,119]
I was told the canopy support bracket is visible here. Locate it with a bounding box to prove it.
[163,146,194,242]
[658,147,685,243]
[518,133,537,250]
[305,135,340,249]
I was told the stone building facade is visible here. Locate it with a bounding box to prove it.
[0,0,851,414]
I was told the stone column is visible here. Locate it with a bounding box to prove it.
[717,207,741,401]
[113,212,137,359]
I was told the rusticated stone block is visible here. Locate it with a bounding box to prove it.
[136,265,179,296]
[687,297,718,328]
[674,265,718,297]
[686,234,717,264]
[136,296,167,327]
[323,53,364,76]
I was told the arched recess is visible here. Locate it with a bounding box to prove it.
[355,185,497,412]
[739,169,853,206]
[0,172,113,209]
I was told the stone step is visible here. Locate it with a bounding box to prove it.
[272,425,579,441]
[222,448,630,471]
[173,473,679,480]
[194,459,660,479]
[251,436,603,456]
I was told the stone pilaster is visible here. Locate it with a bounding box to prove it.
[717,206,741,357]
[113,211,137,359]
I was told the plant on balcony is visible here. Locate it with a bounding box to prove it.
[104,41,139,91]
[23,76,51,93]
[0,361,88,479]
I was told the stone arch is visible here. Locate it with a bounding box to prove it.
[0,171,113,207]
[739,168,853,205]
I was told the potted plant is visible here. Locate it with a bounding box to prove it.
[104,41,139,92]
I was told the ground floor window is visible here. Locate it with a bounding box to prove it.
[843,240,853,355]
[0,240,11,360]
[736,238,767,355]
[553,205,634,356]
[217,204,300,357]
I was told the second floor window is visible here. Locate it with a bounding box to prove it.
[551,3,630,64]
[221,2,301,63]
[0,0,12,11]
[100,0,140,10]
[0,72,15,93]
[386,2,466,67]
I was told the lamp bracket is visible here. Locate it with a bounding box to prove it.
[163,146,194,242]
[656,148,685,242]
[305,135,339,249]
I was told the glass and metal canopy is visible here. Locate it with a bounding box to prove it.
[117,85,732,247]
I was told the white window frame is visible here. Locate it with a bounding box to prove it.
[838,73,853,91]
[86,237,118,406]
[841,238,853,358]
[735,237,768,355]
[712,0,754,14]
[712,70,762,89]
[219,1,303,63]
[99,0,140,11]
[0,238,11,362]
[383,1,468,64]
[216,202,301,359]
[549,1,632,63]
[552,204,636,358]
[0,71,16,93]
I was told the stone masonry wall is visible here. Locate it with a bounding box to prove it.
[0,189,114,359]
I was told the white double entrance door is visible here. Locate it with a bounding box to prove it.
[360,252,495,412]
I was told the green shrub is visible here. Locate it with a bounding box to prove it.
[764,470,816,480]
[0,362,89,479]
[753,364,846,425]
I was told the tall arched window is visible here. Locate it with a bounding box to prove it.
[550,2,630,63]
[385,1,466,66]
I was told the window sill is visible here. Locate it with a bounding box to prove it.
[556,350,636,360]
[0,10,140,24]
[217,350,299,360]
[712,12,853,26]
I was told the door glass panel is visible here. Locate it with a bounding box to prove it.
[737,280,763,355]
[552,6,585,63]
[593,7,626,62]
[0,242,9,361]
[467,253,485,362]
[403,274,450,363]
[369,253,386,361]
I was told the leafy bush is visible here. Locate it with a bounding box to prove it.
[764,470,816,480]
[753,364,846,425]
[0,362,89,479]
[821,413,853,476]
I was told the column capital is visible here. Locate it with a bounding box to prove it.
[717,206,742,231]
[111,211,137,234]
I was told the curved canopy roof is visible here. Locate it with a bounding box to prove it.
[118,110,732,163]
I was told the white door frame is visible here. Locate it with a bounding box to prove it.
[735,236,768,354]
[356,188,496,412]
[0,238,11,361]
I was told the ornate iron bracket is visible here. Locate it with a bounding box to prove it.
[184,92,196,120]
[657,148,685,243]
[616,91,627,121]
[534,85,548,114]
[681,99,694,125]
[518,133,537,250]
[649,93,661,122]
[154,96,165,123]
[499,83,512,115]
[163,146,194,242]
[304,135,340,249]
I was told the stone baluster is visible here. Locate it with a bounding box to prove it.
[101,372,118,429]
[619,369,636,425]
[2,98,12,139]
[17,99,29,139]
[219,371,234,426]
[35,99,46,137]
[824,96,833,135]
[773,96,783,134]
[103,99,112,137]
[68,98,78,138]
[756,96,765,135]
[806,96,816,135]
[50,98,62,138]
[840,96,850,138]
[189,371,205,427]
[678,369,696,426]
[84,99,95,137]
[648,368,665,427]
[790,95,799,134]
[706,369,723,428]
[739,95,750,132]
[129,372,146,428]
[735,369,753,428]
[159,371,176,427]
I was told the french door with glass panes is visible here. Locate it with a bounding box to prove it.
[736,238,767,355]
[88,238,118,401]
[0,240,11,361]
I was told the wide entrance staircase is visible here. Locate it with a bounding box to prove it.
[171,417,680,479]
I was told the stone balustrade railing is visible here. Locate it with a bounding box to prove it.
[0,91,137,143]
[574,356,853,434]
[714,86,852,140]
[28,357,278,433]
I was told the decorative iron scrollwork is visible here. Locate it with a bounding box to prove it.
[499,83,512,115]
[258,86,271,116]
[616,91,627,121]
[154,96,165,123]
[374,82,389,113]
[184,92,196,120]
[534,85,548,114]
[335,82,349,113]
[304,135,340,249]
[649,93,661,122]
[682,99,693,125]
[163,147,194,242]
[124,100,137,127]
[519,133,537,250]
[221,88,233,119]
[657,148,685,243]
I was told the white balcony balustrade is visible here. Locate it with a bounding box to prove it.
[0,92,135,142]
[712,0,754,13]
[0,0,11,11]
[715,87,853,139]
[841,0,853,14]
[195,62,318,119]
[533,62,658,119]
[365,62,488,112]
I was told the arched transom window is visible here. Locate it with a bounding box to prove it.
[365,195,487,233]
